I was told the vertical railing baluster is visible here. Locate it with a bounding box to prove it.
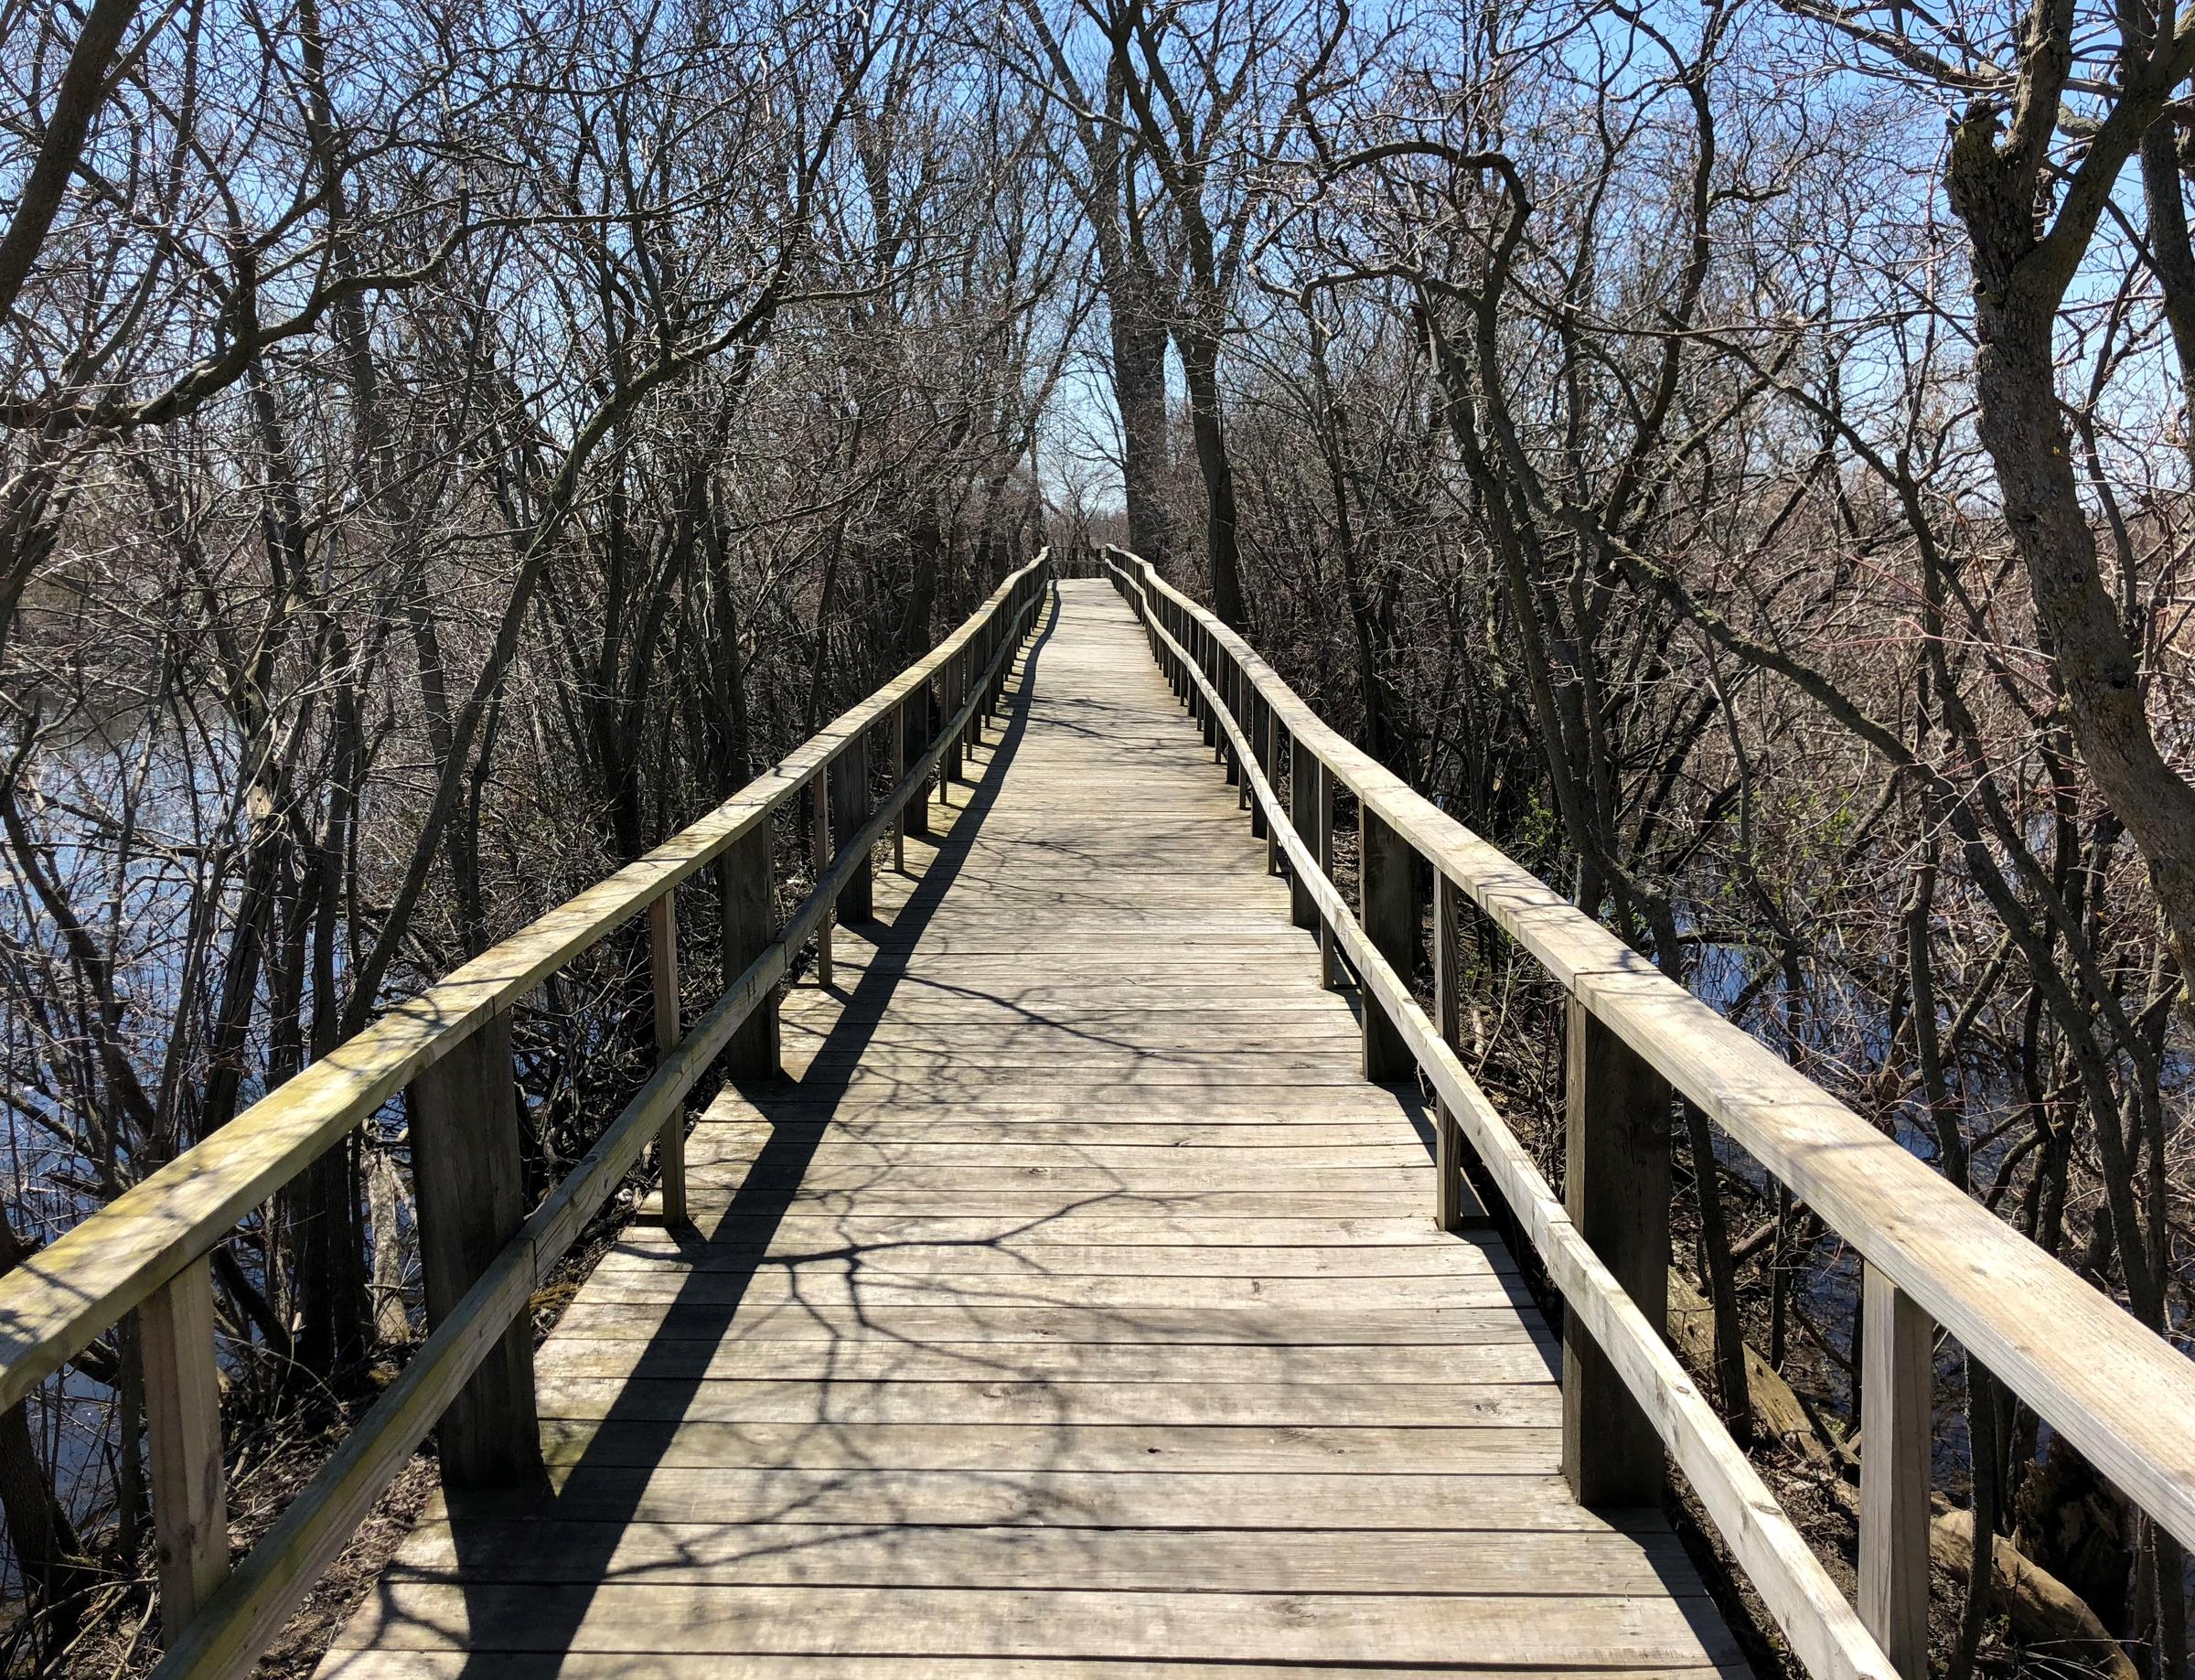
[1261,710,1280,871]
[722,821,779,1076]
[1290,740,1321,931]
[1358,806,1416,1081]
[830,732,872,922]
[141,1255,228,1633]
[892,704,908,872]
[811,770,833,989]
[1316,759,1339,989]
[409,1011,541,1487]
[1859,1264,1933,1680]
[649,890,685,1224]
[901,689,933,844]
[1432,873,1467,1231]
[1561,996,1670,1506]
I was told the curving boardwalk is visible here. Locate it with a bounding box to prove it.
[318,580,1740,1677]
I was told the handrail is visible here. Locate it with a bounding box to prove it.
[0,551,1051,1675]
[1101,546,2195,1679]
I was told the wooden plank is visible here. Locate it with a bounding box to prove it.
[559,1269,1525,1311]
[674,1164,1433,1195]
[380,1518,1701,1595]
[546,1303,1547,1344]
[139,1256,228,1632]
[557,1273,1536,1317]
[531,1353,1558,1397]
[658,1190,1447,1219]
[1858,1265,1933,1680]
[597,1238,1503,1276]
[440,1467,1636,1531]
[405,1009,541,1487]
[1359,804,1417,1081]
[648,891,685,1224]
[328,1582,1740,1666]
[536,1418,1559,1472]
[1562,995,1671,1508]
[321,1654,1750,1680]
[657,1212,1464,1245]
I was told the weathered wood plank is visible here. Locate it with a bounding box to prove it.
[329,1582,1740,1666]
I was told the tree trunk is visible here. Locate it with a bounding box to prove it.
[1969,284,2195,1030]
[1174,323,1244,627]
[1111,275,1172,566]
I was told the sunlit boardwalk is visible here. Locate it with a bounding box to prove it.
[305,580,1740,1676]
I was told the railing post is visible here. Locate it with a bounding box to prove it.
[830,733,873,922]
[1227,661,1244,779]
[1358,805,1417,1081]
[1859,1264,1933,1680]
[1432,873,1468,1232]
[649,892,686,1224]
[721,823,779,1076]
[1290,741,1321,930]
[1317,759,1339,988]
[1199,634,1219,754]
[944,657,966,789]
[1258,705,1279,860]
[810,770,834,989]
[900,690,933,841]
[140,1255,228,1632]
[407,1010,541,1487]
[968,640,986,746]
[892,705,909,871]
[1561,995,1670,1507]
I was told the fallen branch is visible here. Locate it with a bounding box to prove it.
[1932,1509,2137,1680]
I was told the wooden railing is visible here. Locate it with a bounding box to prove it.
[0,553,1053,1678]
[1102,546,2195,1680]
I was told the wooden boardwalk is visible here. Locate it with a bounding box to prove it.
[318,580,1740,1677]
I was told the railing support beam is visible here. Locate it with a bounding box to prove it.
[830,734,873,922]
[407,1011,541,1488]
[648,891,685,1224]
[721,824,779,1076]
[901,690,934,841]
[1432,874,1470,1232]
[1561,995,1670,1508]
[1859,1264,1933,1680]
[1290,742,1321,929]
[1359,808,1416,1081]
[141,1254,228,1634]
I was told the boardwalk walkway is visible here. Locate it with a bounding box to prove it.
[318,579,1741,1677]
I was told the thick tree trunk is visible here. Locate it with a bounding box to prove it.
[1110,280,1172,566]
[1969,290,2195,1023]
[1174,325,1244,628]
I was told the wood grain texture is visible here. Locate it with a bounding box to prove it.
[1858,1265,1933,1680]
[313,579,1730,1679]
[139,1256,228,1632]
[405,1009,540,1488]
